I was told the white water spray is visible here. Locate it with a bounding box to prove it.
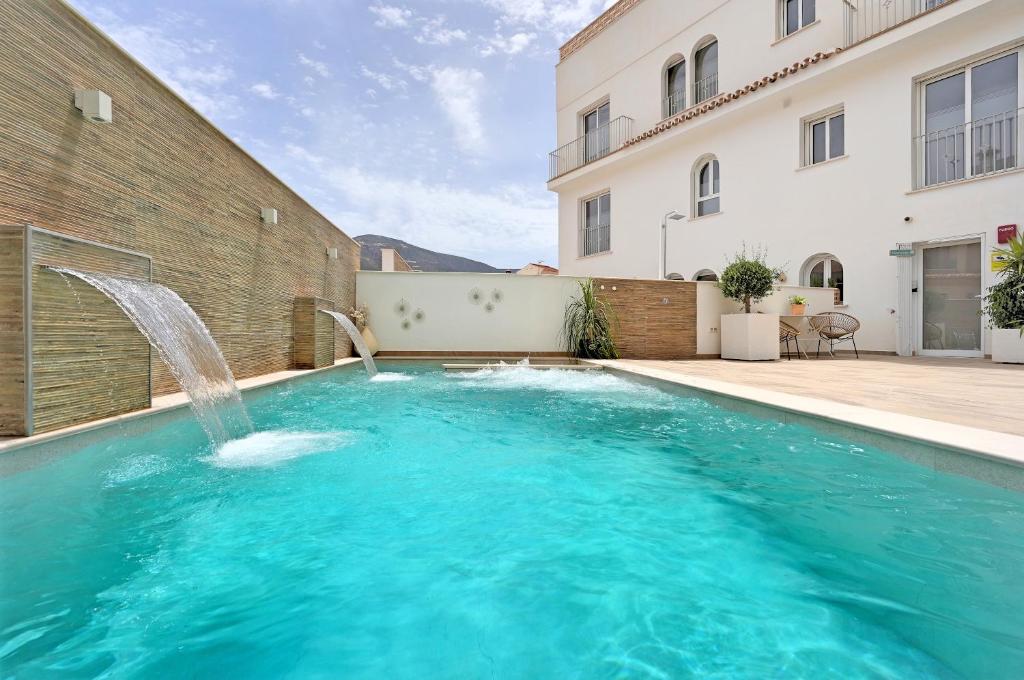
[52,268,252,446]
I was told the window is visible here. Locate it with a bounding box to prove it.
[580,192,611,256]
[694,157,721,217]
[693,269,719,282]
[803,254,844,302]
[583,102,610,163]
[781,0,815,37]
[918,47,1020,188]
[804,108,845,165]
[694,39,718,104]
[664,58,686,118]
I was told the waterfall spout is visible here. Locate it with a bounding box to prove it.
[51,268,252,446]
[320,310,378,377]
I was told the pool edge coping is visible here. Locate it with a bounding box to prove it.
[591,360,1024,469]
[0,359,364,455]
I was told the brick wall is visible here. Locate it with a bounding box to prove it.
[595,278,698,359]
[0,0,359,431]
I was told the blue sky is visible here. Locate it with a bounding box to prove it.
[71,0,616,268]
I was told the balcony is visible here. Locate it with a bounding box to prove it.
[548,116,634,180]
[663,90,686,120]
[693,73,718,105]
[913,108,1021,189]
[843,0,955,47]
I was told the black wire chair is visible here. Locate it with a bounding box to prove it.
[808,312,861,358]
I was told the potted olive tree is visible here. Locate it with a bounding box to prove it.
[719,247,779,360]
[984,234,1024,363]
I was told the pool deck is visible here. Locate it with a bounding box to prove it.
[596,356,1024,467]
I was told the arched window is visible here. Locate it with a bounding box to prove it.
[663,55,686,118]
[693,269,719,282]
[802,253,844,302]
[693,37,719,103]
[693,156,721,217]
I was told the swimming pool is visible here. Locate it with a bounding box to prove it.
[1,363,1021,678]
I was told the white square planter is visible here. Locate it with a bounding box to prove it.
[991,328,1024,364]
[721,313,780,361]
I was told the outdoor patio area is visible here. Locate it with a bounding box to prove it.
[608,355,1023,436]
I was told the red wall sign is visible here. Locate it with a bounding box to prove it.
[997,224,1018,244]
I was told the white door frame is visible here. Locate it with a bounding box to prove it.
[914,234,986,357]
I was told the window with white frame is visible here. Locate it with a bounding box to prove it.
[664,57,686,118]
[803,108,845,165]
[693,39,718,104]
[580,192,611,257]
[780,0,815,37]
[693,157,721,217]
[917,45,1021,188]
[582,101,611,163]
[803,254,844,302]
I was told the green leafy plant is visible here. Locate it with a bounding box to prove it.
[562,278,619,359]
[982,233,1024,334]
[788,295,808,305]
[719,246,777,313]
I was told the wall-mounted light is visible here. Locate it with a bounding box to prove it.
[74,89,112,123]
[326,247,338,260]
[261,208,278,225]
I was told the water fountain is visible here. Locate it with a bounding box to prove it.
[319,310,378,377]
[52,268,252,446]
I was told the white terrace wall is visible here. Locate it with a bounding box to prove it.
[357,272,840,357]
[356,272,583,354]
[697,284,839,355]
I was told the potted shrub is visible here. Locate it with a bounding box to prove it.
[788,295,808,316]
[349,304,379,356]
[718,247,779,360]
[563,278,619,359]
[983,234,1024,363]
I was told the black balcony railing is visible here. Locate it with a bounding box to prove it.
[548,116,634,180]
[843,0,954,47]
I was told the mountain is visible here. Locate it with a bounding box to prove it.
[355,234,503,273]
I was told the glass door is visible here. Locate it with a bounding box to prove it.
[584,103,610,163]
[919,240,983,356]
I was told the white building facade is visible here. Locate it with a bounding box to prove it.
[548,0,1023,355]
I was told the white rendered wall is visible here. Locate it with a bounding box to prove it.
[552,0,1023,354]
[358,272,831,356]
[697,283,839,355]
[356,272,584,353]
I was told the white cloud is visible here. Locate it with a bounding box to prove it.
[80,5,239,119]
[298,52,330,78]
[368,4,413,28]
[415,17,468,45]
[479,0,616,39]
[322,165,556,259]
[360,65,406,92]
[480,32,536,56]
[250,82,280,99]
[430,67,486,155]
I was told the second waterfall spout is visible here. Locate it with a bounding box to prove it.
[321,310,378,377]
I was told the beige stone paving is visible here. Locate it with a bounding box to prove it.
[619,356,1023,436]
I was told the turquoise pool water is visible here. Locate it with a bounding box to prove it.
[1,364,1022,678]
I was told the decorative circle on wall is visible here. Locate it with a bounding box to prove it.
[395,299,409,316]
[413,308,425,322]
[468,287,484,305]
[401,319,412,330]
[491,289,504,303]
[484,302,494,313]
